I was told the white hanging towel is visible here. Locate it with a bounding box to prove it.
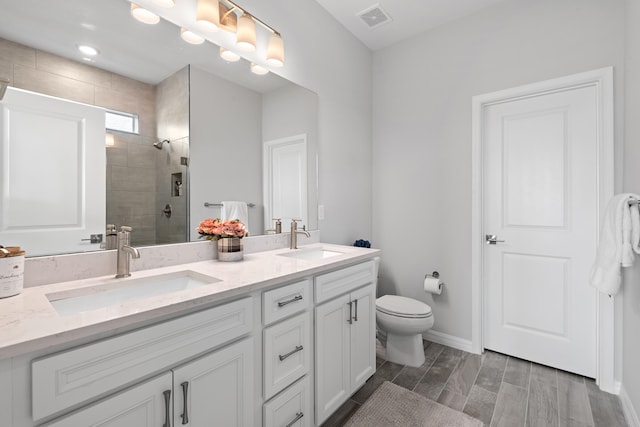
[590,193,640,295]
[221,201,249,226]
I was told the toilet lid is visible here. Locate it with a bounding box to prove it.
[376,295,432,318]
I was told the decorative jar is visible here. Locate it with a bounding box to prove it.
[217,237,244,262]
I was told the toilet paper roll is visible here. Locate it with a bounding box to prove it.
[424,276,443,295]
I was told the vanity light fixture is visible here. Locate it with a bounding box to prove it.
[250,62,269,75]
[266,33,284,67]
[236,12,256,51]
[130,3,160,24]
[196,0,220,32]
[220,47,241,62]
[181,28,205,44]
[105,133,115,147]
[153,0,175,7]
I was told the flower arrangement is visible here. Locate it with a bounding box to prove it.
[196,218,248,240]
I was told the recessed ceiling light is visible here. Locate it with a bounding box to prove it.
[250,63,269,75]
[220,47,241,62]
[82,57,95,63]
[77,44,99,56]
[130,3,160,25]
[180,28,205,45]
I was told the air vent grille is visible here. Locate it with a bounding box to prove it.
[357,4,392,29]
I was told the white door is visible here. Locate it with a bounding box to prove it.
[172,338,254,427]
[0,87,106,256]
[482,84,599,377]
[263,134,308,231]
[46,373,173,427]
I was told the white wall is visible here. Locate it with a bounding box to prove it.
[189,65,263,238]
[240,0,373,245]
[263,84,319,231]
[372,0,625,341]
[623,0,640,421]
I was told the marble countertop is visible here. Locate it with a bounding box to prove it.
[0,243,380,360]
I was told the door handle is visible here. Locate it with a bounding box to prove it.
[162,390,171,427]
[353,299,358,322]
[347,301,353,324]
[485,234,505,245]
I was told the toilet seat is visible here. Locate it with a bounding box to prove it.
[376,295,432,319]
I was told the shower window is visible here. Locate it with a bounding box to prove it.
[105,109,139,134]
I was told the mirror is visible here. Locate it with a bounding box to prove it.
[0,0,318,257]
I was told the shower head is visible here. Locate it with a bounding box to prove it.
[153,139,170,149]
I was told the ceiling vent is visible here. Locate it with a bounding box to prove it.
[357,4,392,29]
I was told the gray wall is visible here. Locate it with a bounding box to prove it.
[243,0,373,245]
[188,65,263,238]
[623,0,640,418]
[372,0,625,346]
[263,84,319,231]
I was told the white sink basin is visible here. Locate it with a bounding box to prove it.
[48,270,222,316]
[278,247,343,261]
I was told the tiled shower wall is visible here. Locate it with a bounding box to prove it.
[0,37,181,246]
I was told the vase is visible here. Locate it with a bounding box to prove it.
[217,237,244,262]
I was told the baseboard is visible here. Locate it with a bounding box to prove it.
[620,385,640,427]
[423,330,475,354]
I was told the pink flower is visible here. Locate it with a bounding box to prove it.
[196,218,248,240]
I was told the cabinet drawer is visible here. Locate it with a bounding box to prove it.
[264,376,312,427]
[263,279,311,326]
[32,297,253,421]
[315,260,375,303]
[264,311,312,400]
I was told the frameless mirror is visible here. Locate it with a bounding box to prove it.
[0,0,318,257]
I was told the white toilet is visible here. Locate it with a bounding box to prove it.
[376,295,434,367]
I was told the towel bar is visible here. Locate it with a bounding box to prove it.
[204,202,256,208]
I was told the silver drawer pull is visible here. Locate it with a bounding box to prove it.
[279,345,304,361]
[162,390,171,427]
[278,295,303,307]
[285,412,304,427]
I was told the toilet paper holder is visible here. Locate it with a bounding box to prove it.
[425,271,439,279]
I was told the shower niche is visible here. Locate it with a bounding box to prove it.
[172,173,183,197]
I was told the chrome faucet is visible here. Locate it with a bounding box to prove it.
[115,226,140,278]
[290,219,310,249]
[265,218,282,234]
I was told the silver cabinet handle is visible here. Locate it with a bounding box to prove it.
[347,301,353,324]
[278,295,303,307]
[485,234,505,245]
[163,390,171,427]
[285,412,304,427]
[353,299,358,322]
[279,345,304,361]
[180,381,189,425]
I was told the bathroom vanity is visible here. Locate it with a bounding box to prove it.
[0,243,380,427]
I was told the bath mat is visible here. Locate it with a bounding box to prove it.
[344,381,484,427]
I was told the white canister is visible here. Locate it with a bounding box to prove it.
[0,246,25,298]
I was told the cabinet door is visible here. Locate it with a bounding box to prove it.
[315,294,351,425]
[350,284,376,391]
[173,338,254,427]
[45,373,172,427]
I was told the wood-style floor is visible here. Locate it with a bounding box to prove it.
[322,340,628,427]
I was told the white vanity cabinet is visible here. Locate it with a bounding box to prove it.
[44,338,254,427]
[314,261,377,425]
[32,297,255,426]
